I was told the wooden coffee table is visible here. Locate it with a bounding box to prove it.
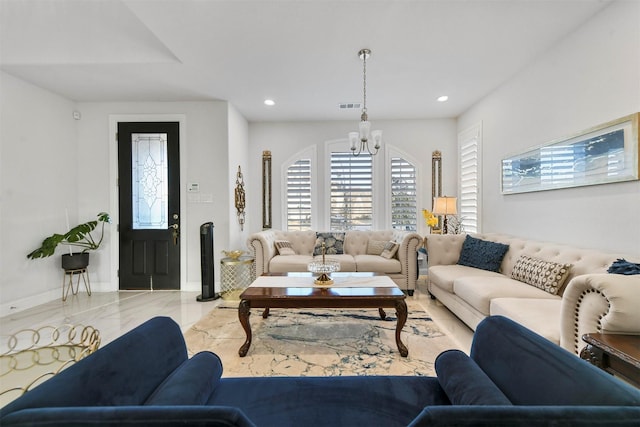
[237,272,408,357]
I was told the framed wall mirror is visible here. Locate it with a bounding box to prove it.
[262,150,272,229]
[431,150,443,234]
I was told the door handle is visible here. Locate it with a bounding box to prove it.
[170,223,180,245]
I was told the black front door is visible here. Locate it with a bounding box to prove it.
[118,122,180,290]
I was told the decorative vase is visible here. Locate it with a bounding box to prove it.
[221,250,244,260]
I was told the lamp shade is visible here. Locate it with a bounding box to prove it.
[433,196,457,215]
[359,119,371,142]
[348,132,359,150]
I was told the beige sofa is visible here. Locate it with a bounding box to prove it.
[426,233,640,354]
[247,229,423,294]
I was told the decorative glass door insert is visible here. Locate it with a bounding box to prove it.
[131,133,168,230]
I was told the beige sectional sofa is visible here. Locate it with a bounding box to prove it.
[247,229,423,294]
[426,233,640,354]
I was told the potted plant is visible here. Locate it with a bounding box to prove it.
[27,212,111,270]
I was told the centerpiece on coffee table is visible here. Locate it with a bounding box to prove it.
[307,242,340,286]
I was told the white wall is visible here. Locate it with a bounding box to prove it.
[458,0,640,255]
[0,71,80,314]
[247,119,457,235]
[76,101,233,292]
[227,104,250,249]
[0,87,240,315]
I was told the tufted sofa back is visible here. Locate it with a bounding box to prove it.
[272,230,317,255]
[343,230,396,255]
[426,232,636,296]
[476,233,635,289]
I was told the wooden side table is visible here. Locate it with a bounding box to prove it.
[580,333,640,388]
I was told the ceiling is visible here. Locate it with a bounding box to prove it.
[0,0,611,122]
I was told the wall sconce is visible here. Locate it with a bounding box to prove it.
[235,166,246,230]
[433,196,457,234]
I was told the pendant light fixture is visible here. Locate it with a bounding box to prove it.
[349,48,382,156]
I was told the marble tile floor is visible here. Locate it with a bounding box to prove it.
[1,285,473,353]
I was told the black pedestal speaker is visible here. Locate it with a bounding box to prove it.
[197,222,220,302]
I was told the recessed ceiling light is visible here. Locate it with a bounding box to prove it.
[437,95,449,102]
[264,99,275,106]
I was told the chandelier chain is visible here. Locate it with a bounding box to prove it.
[362,52,367,112]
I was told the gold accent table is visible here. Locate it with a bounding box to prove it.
[220,256,255,300]
[1,324,100,406]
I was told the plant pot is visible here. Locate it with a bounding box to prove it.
[62,253,90,270]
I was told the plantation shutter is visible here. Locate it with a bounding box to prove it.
[460,132,480,233]
[330,152,372,230]
[391,157,417,231]
[286,159,312,230]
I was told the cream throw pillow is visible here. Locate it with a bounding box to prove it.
[381,241,399,259]
[511,255,572,295]
[274,240,296,256]
[367,240,387,255]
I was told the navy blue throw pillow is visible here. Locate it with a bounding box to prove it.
[607,258,640,275]
[457,235,509,272]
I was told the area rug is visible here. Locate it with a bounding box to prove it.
[183,299,461,378]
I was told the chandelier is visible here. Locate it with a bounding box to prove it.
[349,48,382,156]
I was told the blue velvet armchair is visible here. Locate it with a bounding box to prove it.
[2,314,639,426]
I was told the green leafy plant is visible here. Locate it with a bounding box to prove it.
[27,212,111,259]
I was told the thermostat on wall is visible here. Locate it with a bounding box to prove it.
[187,182,200,193]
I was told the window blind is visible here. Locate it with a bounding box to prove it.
[391,157,417,231]
[286,159,312,230]
[330,152,372,230]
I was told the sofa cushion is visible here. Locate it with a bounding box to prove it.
[457,235,509,272]
[380,241,399,259]
[313,232,345,255]
[366,239,387,255]
[269,255,314,272]
[316,254,357,271]
[208,375,449,427]
[511,255,572,295]
[435,350,512,405]
[354,255,401,273]
[428,265,504,293]
[275,240,296,256]
[490,298,562,344]
[454,276,558,316]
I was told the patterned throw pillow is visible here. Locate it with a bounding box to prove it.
[511,255,572,295]
[380,241,399,259]
[274,240,296,256]
[313,232,345,255]
[367,239,387,255]
[457,235,509,272]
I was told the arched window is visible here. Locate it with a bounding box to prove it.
[283,143,421,231]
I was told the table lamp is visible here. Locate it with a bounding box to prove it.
[433,196,457,234]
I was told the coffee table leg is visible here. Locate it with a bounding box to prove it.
[238,299,252,357]
[262,307,270,318]
[395,300,409,357]
[378,308,387,319]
